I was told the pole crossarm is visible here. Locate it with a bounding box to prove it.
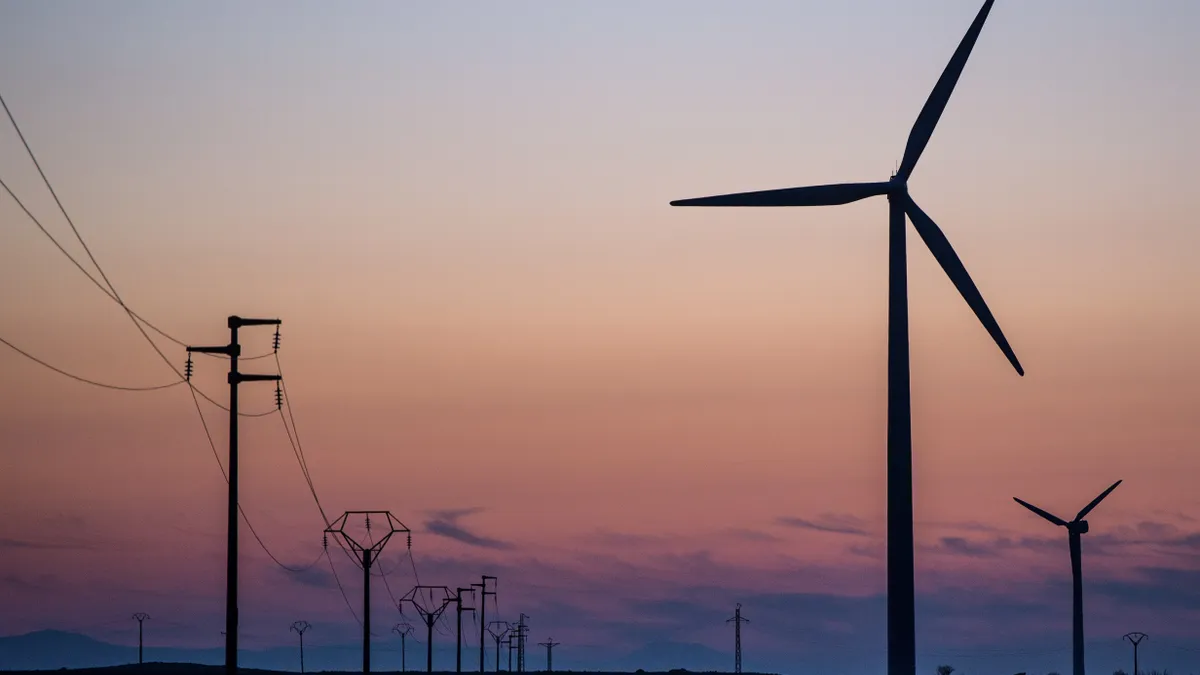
[399,585,454,624]
[187,344,236,357]
[324,511,412,556]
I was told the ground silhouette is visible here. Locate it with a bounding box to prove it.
[1,665,780,675]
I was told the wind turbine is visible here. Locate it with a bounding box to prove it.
[1014,480,1123,675]
[669,3,1021,675]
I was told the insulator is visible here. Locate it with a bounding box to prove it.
[273,327,281,352]
[323,533,328,549]
[184,354,194,381]
[365,514,371,531]
[275,383,283,409]
[407,533,412,549]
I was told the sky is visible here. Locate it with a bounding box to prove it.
[1,0,1199,673]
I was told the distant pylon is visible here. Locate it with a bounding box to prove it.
[291,621,312,674]
[131,613,150,664]
[538,638,560,672]
[1124,632,1148,675]
[726,603,749,674]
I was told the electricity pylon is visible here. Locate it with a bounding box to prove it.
[514,615,529,672]
[291,621,312,674]
[1124,632,1148,675]
[187,315,282,675]
[727,603,748,674]
[450,587,477,673]
[325,511,413,673]
[131,613,150,664]
[400,585,454,673]
[473,575,497,673]
[538,639,560,673]
[506,635,516,672]
[487,622,510,672]
[394,623,416,672]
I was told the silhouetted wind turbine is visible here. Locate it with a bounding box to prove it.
[1014,480,1122,675]
[669,3,1020,675]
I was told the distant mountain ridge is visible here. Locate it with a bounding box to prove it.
[0,630,768,674]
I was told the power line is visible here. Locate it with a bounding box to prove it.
[0,91,274,362]
[325,545,364,628]
[0,139,275,414]
[0,334,184,391]
[187,383,322,574]
[2,87,369,652]
[274,359,363,572]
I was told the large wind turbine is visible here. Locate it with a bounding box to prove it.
[1014,480,1123,675]
[668,3,1021,675]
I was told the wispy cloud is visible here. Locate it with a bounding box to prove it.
[724,528,782,543]
[280,564,339,590]
[937,536,1000,558]
[0,537,92,551]
[587,530,675,547]
[424,508,512,550]
[776,513,870,536]
[923,521,1200,560]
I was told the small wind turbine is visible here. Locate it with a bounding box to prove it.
[1014,479,1123,675]
[670,3,1020,675]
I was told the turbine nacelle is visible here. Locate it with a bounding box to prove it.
[1068,520,1089,535]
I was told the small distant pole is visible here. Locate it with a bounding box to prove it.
[399,585,454,673]
[1124,632,1148,675]
[537,639,560,672]
[726,603,748,674]
[453,587,477,673]
[291,621,312,674]
[132,613,150,664]
[487,622,510,673]
[473,576,497,673]
[394,623,415,672]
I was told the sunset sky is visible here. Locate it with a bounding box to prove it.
[2,1,1199,673]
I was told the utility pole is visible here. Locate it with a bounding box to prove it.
[473,576,497,673]
[487,622,510,673]
[394,623,415,673]
[400,585,454,673]
[291,621,312,674]
[187,315,282,675]
[325,512,412,673]
[514,615,529,673]
[1124,632,1148,675]
[452,587,477,673]
[132,613,150,664]
[538,639,560,673]
[726,603,748,675]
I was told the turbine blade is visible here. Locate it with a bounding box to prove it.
[1014,498,1067,527]
[905,196,1023,376]
[670,181,890,207]
[896,0,996,181]
[1075,480,1122,521]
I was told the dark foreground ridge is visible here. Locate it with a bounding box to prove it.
[1,666,781,675]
